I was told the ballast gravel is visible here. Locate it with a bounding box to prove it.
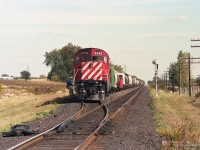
[0,97,81,150]
[88,87,162,150]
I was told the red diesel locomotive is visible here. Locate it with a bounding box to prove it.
[74,48,110,101]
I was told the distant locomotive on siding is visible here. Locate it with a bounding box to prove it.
[73,48,144,101]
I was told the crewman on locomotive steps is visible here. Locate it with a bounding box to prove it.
[66,77,74,96]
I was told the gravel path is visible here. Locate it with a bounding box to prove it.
[88,87,162,150]
[0,97,81,150]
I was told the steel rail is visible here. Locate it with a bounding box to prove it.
[27,102,107,149]
[74,103,109,150]
[75,87,144,150]
[74,86,141,121]
[8,101,84,150]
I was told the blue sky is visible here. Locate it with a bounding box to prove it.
[0,0,200,82]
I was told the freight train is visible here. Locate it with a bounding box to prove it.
[73,48,144,101]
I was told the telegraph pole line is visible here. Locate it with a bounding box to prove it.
[186,56,200,97]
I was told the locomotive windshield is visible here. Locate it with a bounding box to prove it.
[92,56,102,62]
[81,56,91,62]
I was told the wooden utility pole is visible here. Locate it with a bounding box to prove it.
[162,75,164,90]
[166,73,167,90]
[168,71,171,90]
[164,71,168,90]
[179,64,181,95]
[164,73,167,90]
[188,53,191,97]
[170,63,175,93]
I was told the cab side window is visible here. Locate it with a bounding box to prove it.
[104,57,108,64]
[75,56,79,64]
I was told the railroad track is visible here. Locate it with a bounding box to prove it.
[78,86,143,150]
[8,86,143,150]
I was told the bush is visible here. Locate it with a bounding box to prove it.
[51,75,60,82]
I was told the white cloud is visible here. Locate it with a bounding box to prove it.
[137,32,189,39]
[175,15,188,21]
[0,9,156,25]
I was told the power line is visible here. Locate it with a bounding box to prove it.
[191,39,200,41]
[191,38,200,47]
[191,45,200,48]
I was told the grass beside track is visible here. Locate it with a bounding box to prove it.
[150,88,200,149]
[0,80,69,132]
[0,93,69,131]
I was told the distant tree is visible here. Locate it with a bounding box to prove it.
[51,74,60,82]
[196,75,200,86]
[110,62,123,73]
[168,62,179,86]
[60,43,81,76]
[20,71,31,81]
[44,43,81,82]
[177,50,189,88]
[168,51,190,88]
[147,80,153,85]
[1,74,9,77]
[114,65,123,73]
[39,74,47,79]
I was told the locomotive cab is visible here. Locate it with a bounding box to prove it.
[74,48,110,101]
